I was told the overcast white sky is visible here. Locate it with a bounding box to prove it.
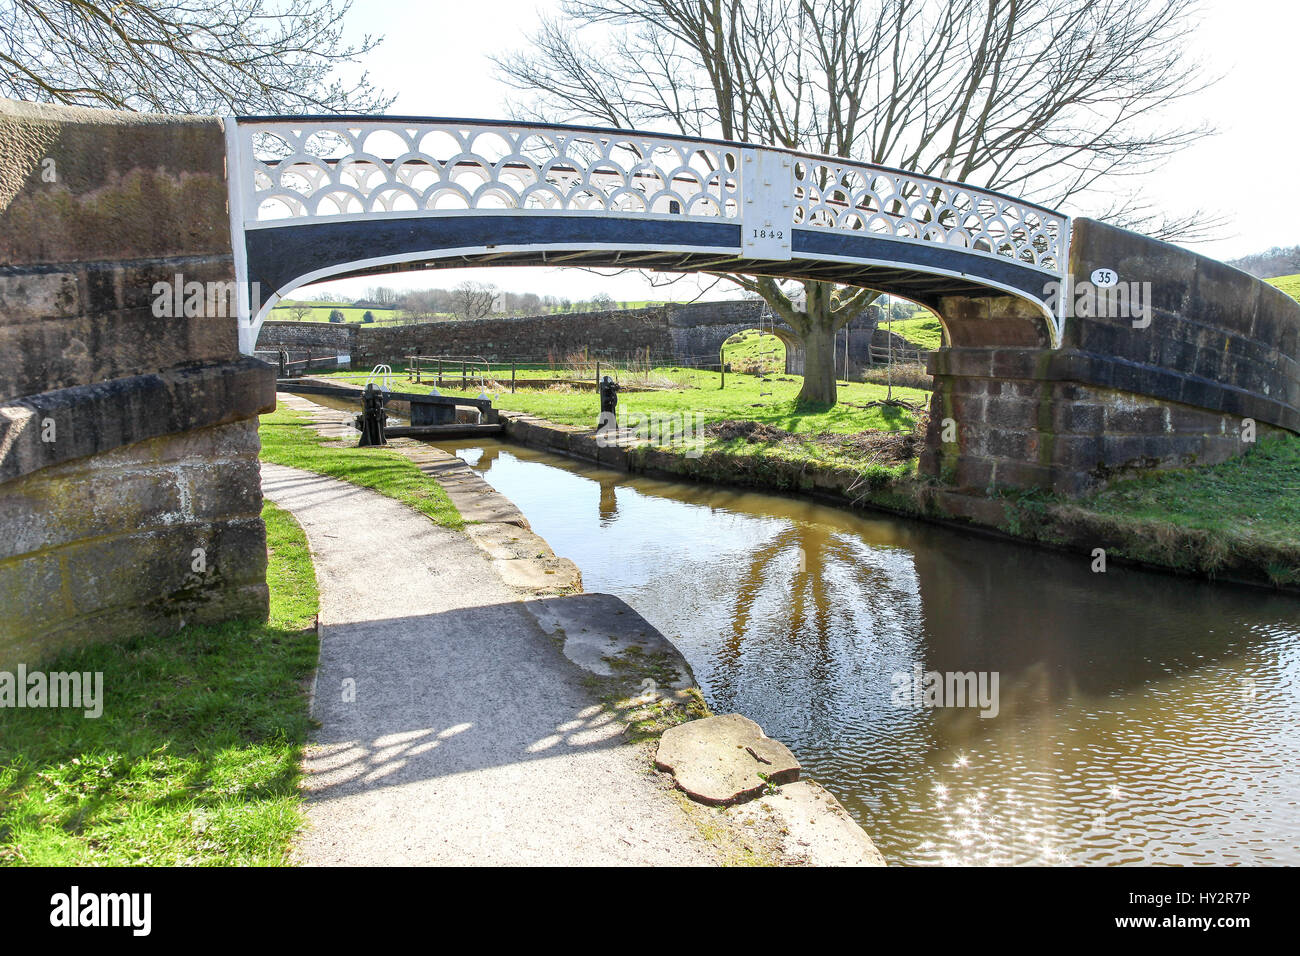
[299,0,1299,302]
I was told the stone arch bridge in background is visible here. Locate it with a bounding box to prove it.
[255,297,885,375]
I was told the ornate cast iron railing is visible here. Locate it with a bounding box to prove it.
[228,116,1068,274]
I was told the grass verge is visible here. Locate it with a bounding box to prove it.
[1078,433,1300,545]
[318,366,927,442]
[259,403,462,529]
[0,501,319,865]
[962,434,1300,585]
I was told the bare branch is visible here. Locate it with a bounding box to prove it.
[0,0,392,114]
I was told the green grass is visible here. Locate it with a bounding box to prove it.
[1078,433,1300,549]
[0,502,319,866]
[271,304,404,324]
[721,329,786,373]
[1266,273,1300,302]
[322,366,926,435]
[318,366,927,471]
[259,403,463,529]
[885,313,944,350]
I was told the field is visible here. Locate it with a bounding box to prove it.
[721,329,786,373]
[271,302,404,324]
[886,313,944,350]
[1267,273,1300,302]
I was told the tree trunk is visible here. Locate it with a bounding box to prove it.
[796,320,838,405]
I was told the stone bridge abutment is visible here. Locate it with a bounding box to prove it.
[0,99,274,667]
[920,218,1300,495]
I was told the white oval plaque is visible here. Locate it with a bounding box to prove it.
[1091,268,1119,288]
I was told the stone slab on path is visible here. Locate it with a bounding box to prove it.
[655,713,801,806]
[524,592,694,690]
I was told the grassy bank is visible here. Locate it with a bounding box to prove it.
[886,313,944,350]
[317,366,926,465]
[1267,273,1300,301]
[259,403,462,529]
[0,502,319,865]
[1052,433,1300,581]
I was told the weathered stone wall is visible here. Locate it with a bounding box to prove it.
[322,298,890,376]
[0,99,275,667]
[351,306,676,366]
[921,218,1300,495]
[0,422,268,665]
[256,319,358,353]
[920,350,1257,494]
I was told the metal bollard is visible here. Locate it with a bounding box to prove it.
[355,383,388,446]
[598,374,620,422]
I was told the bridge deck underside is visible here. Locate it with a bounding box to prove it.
[244,215,1056,317]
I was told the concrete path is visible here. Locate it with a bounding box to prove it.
[261,462,722,866]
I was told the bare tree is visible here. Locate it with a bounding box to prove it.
[365,285,399,306]
[287,302,314,323]
[0,0,391,113]
[497,0,1217,404]
[452,281,499,321]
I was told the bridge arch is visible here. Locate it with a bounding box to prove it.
[718,326,794,374]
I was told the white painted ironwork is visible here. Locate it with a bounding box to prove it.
[227,117,1072,351]
[231,117,1065,267]
[789,156,1066,272]
[741,148,794,260]
[365,364,394,392]
[234,119,743,223]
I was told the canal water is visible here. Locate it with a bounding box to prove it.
[426,437,1299,865]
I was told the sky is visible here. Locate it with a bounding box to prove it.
[297,0,1299,303]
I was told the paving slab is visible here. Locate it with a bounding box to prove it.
[730,780,887,866]
[524,592,694,690]
[655,713,802,806]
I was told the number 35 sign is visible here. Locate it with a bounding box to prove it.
[1091,268,1119,288]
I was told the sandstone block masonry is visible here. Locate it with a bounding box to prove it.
[256,319,359,354]
[349,306,677,367]
[0,99,275,667]
[920,218,1300,495]
[258,298,883,372]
